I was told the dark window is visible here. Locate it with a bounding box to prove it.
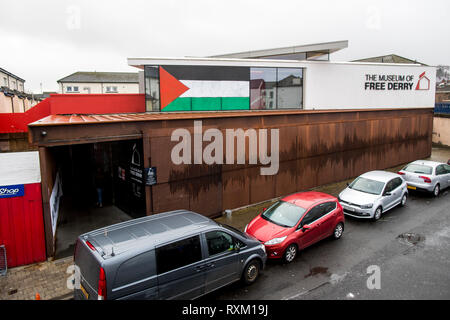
[113,250,156,288]
[321,201,337,215]
[144,66,160,112]
[392,177,403,189]
[384,180,396,193]
[444,164,450,174]
[205,231,235,256]
[436,165,446,175]
[301,206,322,226]
[156,236,202,274]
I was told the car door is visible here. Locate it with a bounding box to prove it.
[156,235,206,300]
[445,164,450,188]
[296,205,323,249]
[202,230,240,294]
[381,179,397,211]
[390,177,404,206]
[317,201,338,238]
[436,165,449,189]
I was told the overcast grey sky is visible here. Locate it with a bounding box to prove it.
[1,0,449,93]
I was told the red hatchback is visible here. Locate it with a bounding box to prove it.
[245,191,345,263]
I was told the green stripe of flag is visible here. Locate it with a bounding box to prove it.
[162,97,249,112]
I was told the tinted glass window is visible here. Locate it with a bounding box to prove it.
[436,165,445,175]
[144,65,160,112]
[444,164,450,174]
[384,180,395,193]
[277,68,303,109]
[261,200,307,228]
[349,177,385,195]
[322,201,337,215]
[403,164,432,175]
[206,231,235,256]
[301,206,322,226]
[250,68,277,110]
[156,236,202,274]
[393,177,403,189]
[114,251,156,288]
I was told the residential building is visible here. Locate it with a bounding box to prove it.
[57,71,139,94]
[0,67,25,92]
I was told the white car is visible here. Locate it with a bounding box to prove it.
[397,160,450,196]
[338,171,408,221]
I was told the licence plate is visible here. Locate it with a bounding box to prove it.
[407,186,416,190]
[80,284,89,299]
[345,206,355,212]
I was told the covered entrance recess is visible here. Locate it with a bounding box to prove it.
[52,140,145,258]
[38,134,146,258]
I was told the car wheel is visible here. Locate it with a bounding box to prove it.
[333,223,344,240]
[433,184,440,197]
[283,244,298,263]
[400,193,407,207]
[242,259,260,285]
[373,207,382,221]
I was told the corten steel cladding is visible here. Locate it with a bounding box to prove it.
[29,108,433,219]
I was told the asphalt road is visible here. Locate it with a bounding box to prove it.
[205,188,450,300]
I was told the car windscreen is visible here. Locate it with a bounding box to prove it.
[402,164,433,175]
[219,223,253,239]
[261,200,306,228]
[349,177,385,195]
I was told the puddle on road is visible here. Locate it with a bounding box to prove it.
[304,266,330,278]
[397,233,425,245]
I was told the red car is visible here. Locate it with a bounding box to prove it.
[245,191,345,263]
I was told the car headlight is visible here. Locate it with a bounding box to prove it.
[360,204,373,209]
[260,244,266,254]
[264,236,287,245]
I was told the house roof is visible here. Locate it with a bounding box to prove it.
[57,71,139,83]
[352,54,427,66]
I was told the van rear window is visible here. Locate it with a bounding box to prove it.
[156,236,202,274]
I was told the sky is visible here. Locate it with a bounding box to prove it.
[1,0,449,93]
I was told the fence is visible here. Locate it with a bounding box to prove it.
[435,103,450,114]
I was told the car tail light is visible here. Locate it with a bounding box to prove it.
[397,171,405,175]
[98,267,106,300]
[85,240,96,251]
[419,176,431,183]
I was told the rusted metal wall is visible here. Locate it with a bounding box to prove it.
[29,108,433,222]
[146,109,433,218]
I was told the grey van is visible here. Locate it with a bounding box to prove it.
[73,210,267,300]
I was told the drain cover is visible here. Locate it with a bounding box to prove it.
[397,233,425,245]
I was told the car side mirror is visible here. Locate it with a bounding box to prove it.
[384,192,391,196]
[346,182,350,187]
[302,224,311,231]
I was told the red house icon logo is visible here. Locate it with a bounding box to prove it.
[415,72,430,90]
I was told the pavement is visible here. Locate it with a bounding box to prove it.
[0,147,449,300]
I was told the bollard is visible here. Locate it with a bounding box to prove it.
[225,209,232,219]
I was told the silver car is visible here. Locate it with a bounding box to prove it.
[398,160,450,197]
[338,171,408,221]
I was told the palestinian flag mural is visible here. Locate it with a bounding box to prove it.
[160,66,250,112]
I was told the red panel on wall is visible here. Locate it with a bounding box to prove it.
[0,93,145,133]
[0,183,46,267]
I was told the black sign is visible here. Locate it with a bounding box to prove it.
[145,167,157,186]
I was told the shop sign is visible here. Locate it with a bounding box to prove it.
[0,184,25,198]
